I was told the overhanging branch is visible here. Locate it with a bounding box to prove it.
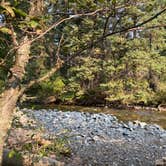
[28,8,103,44]
[72,7,166,57]
[103,7,166,39]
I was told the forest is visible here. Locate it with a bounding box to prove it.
[0,0,166,107]
[0,0,166,165]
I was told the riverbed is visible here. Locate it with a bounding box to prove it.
[18,106,166,166]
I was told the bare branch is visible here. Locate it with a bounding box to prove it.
[126,24,166,31]
[103,7,166,39]
[20,34,64,94]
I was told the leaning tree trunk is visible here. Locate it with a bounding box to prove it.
[0,37,30,165]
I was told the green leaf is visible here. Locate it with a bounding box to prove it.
[8,150,16,158]
[13,8,27,17]
[0,27,12,34]
[1,3,15,17]
[28,20,39,28]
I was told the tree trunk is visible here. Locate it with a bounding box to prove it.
[0,36,63,165]
[0,37,30,165]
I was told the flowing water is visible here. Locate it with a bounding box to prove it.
[24,104,166,129]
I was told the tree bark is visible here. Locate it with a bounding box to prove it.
[0,37,64,165]
[0,37,31,165]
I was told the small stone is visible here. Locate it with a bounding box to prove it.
[139,122,147,128]
[123,123,129,128]
[162,145,166,149]
[160,133,166,138]
[134,120,147,128]
[122,131,129,136]
[128,121,134,127]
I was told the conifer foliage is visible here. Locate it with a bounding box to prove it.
[0,0,166,106]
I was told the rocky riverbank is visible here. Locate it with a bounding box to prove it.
[5,108,166,166]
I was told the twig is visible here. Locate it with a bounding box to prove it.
[10,24,18,46]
